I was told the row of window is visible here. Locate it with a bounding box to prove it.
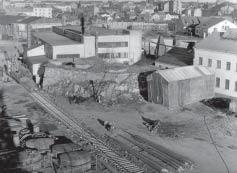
[216,77,237,91]
[98,42,128,48]
[199,57,232,71]
[98,52,128,59]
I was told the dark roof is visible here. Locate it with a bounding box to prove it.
[197,17,226,28]
[33,32,80,46]
[0,15,24,25]
[195,29,237,54]
[157,47,194,66]
[180,16,200,27]
[17,17,41,24]
[25,55,49,64]
[0,15,41,25]
[55,25,130,36]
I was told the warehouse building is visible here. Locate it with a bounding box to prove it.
[147,66,215,109]
[31,25,142,65]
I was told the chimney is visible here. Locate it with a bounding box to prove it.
[80,15,85,35]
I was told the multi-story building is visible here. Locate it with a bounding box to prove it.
[30,25,142,65]
[32,6,53,18]
[194,29,237,104]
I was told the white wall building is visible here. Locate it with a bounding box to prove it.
[31,26,142,65]
[32,32,95,59]
[195,18,237,38]
[33,6,53,18]
[96,30,142,65]
[194,30,237,102]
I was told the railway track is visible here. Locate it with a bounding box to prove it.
[117,132,193,173]
[29,91,144,173]
[10,75,192,173]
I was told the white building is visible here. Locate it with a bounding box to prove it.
[195,17,237,38]
[97,29,142,65]
[53,4,72,12]
[32,32,95,60]
[31,26,142,65]
[32,6,53,18]
[194,29,237,110]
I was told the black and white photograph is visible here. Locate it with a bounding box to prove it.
[0,0,237,172]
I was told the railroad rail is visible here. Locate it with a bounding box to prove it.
[28,91,143,173]
[8,73,144,173]
[119,132,193,172]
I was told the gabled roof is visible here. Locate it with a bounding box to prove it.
[157,47,194,66]
[197,17,226,28]
[158,66,213,82]
[195,29,237,54]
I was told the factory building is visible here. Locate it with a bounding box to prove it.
[31,25,142,65]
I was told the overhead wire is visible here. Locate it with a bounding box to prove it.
[203,115,230,173]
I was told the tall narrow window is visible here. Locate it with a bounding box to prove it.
[199,57,203,65]
[226,62,231,70]
[216,77,220,88]
[217,60,221,69]
[235,81,237,92]
[225,79,230,90]
[208,59,212,67]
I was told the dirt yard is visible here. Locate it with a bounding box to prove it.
[2,77,237,173]
[48,93,237,173]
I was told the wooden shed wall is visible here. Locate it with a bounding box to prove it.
[147,72,215,110]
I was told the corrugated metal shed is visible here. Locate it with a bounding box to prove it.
[147,66,215,109]
[158,66,212,82]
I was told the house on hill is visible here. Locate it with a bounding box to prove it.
[195,17,237,38]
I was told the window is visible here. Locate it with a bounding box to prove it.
[235,81,237,92]
[98,52,128,59]
[216,77,220,88]
[226,62,231,70]
[217,60,221,69]
[98,42,128,48]
[199,57,203,65]
[225,79,230,90]
[208,59,212,67]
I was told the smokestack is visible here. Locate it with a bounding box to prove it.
[80,15,85,35]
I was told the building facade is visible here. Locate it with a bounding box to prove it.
[33,7,53,18]
[31,26,142,65]
[194,30,237,99]
[195,19,237,38]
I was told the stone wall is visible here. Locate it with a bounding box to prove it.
[43,65,142,103]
